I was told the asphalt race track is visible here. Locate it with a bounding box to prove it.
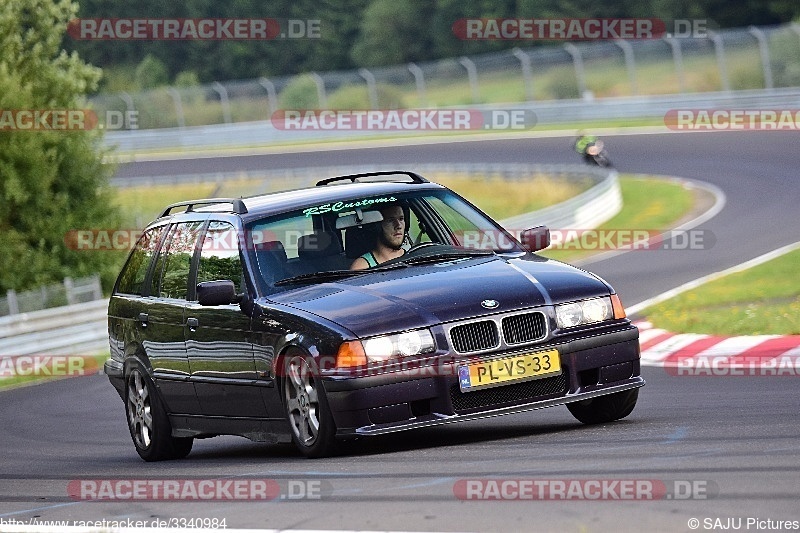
[1,130,798,532]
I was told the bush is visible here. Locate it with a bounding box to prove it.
[327,83,407,109]
[769,31,800,88]
[174,71,200,88]
[542,67,580,99]
[134,54,169,90]
[278,74,321,109]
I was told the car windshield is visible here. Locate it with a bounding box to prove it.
[246,189,524,294]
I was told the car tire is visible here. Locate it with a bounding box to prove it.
[566,388,639,425]
[282,350,337,458]
[125,362,193,461]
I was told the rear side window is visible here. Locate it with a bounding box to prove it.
[115,226,166,296]
[153,222,204,300]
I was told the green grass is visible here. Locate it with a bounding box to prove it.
[539,175,695,263]
[431,172,591,220]
[642,249,800,335]
[114,182,220,227]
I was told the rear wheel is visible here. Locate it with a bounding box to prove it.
[593,153,612,167]
[567,388,639,425]
[125,363,193,461]
[283,351,337,458]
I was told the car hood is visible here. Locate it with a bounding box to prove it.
[267,255,612,338]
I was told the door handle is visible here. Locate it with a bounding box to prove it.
[187,317,199,330]
[138,313,148,327]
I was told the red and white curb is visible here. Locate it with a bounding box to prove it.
[635,321,800,376]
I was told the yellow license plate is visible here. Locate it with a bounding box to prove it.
[458,349,561,392]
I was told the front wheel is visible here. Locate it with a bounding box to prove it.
[567,388,638,425]
[283,352,337,458]
[125,363,193,461]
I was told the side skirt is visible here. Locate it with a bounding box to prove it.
[169,414,291,444]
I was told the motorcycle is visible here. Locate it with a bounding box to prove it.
[581,139,612,167]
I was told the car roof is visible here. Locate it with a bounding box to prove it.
[240,180,445,222]
[150,176,447,228]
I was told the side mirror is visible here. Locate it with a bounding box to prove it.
[520,226,550,252]
[197,280,237,306]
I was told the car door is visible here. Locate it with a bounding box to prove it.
[145,220,205,415]
[185,220,269,418]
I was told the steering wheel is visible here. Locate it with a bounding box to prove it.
[407,242,438,254]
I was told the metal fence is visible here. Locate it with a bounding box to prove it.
[0,275,103,317]
[90,23,800,130]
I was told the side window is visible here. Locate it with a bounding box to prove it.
[425,197,476,237]
[406,206,432,245]
[196,221,243,294]
[115,226,165,296]
[154,222,204,300]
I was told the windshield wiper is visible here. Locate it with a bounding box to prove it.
[402,250,494,265]
[273,262,408,286]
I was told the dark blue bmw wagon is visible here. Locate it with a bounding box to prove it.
[105,171,643,460]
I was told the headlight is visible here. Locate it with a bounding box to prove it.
[362,329,435,362]
[582,298,611,323]
[555,302,582,328]
[555,297,613,329]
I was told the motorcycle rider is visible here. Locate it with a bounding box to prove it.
[573,131,599,163]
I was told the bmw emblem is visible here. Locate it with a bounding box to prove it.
[481,299,499,309]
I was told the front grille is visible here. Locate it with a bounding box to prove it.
[449,373,567,413]
[449,321,499,353]
[502,312,546,345]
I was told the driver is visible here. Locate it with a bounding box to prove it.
[350,205,406,270]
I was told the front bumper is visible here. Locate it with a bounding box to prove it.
[323,324,643,436]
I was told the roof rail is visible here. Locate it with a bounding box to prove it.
[159,198,248,218]
[316,170,429,187]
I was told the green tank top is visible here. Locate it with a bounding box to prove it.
[360,251,379,267]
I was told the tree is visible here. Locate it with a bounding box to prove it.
[351,0,436,67]
[0,0,122,292]
[134,54,169,89]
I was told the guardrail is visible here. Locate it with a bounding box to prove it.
[0,299,109,357]
[499,166,620,231]
[2,164,616,359]
[103,87,800,154]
